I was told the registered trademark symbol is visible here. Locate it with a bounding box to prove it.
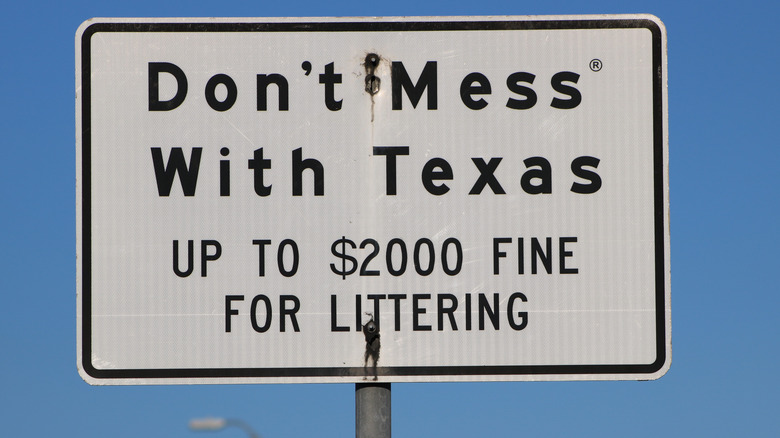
[590,59,603,72]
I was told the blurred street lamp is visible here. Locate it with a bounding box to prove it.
[189,417,261,438]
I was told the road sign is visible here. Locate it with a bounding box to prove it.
[77,15,670,384]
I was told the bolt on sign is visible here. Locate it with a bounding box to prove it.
[76,15,670,384]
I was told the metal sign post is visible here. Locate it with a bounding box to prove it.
[356,383,391,438]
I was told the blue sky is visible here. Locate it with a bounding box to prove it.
[2,0,779,437]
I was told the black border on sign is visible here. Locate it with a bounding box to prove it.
[79,18,667,381]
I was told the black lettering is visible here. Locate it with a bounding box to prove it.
[292,148,324,196]
[470,157,505,195]
[331,295,349,332]
[506,72,537,110]
[359,239,380,276]
[413,294,432,331]
[507,292,528,330]
[257,74,289,111]
[200,240,221,277]
[517,237,524,275]
[225,295,244,332]
[355,294,362,332]
[173,240,194,277]
[492,237,511,275]
[437,294,458,331]
[277,239,299,277]
[250,295,272,333]
[421,158,452,195]
[521,157,552,195]
[392,61,437,110]
[441,238,463,276]
[148,62,187,111]
[550,71,581,109]
[559,237,578,274]
[248,148,272,197]
[150,147,202,197]
[367,294,387,331]
[319,62,342,111]
[388,294,407,331]
[531,237,552,274]
[478,293,499,330]
[465,293,472,331]
[252,239,271,276]
[386,238,408,277]
[413,238,435,276]
[460,72,491,110]
[571,156,602,194]
[280,295,300,332]
[205,74,237,111]
[219,147,230,196]
[373,146,409,195]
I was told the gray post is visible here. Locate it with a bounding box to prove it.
[355,382,391,438]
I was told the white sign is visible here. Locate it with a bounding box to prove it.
[76,15,670,384]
